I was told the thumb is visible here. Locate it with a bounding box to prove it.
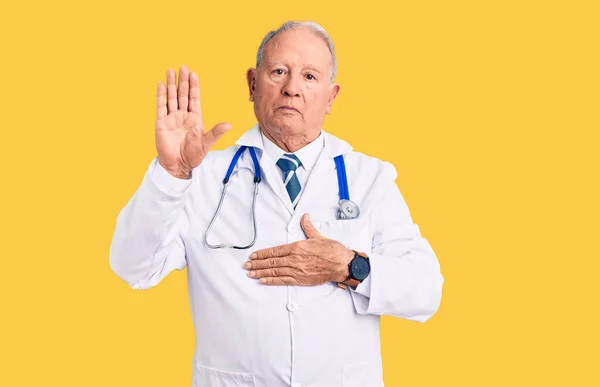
[300,213,320,239]
[204,122,232,149]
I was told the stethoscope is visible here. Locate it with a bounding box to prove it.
[204,146,359,250]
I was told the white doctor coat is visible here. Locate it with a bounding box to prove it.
[109,123,444,387]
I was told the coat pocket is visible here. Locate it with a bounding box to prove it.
[318,217,373,255]
[194,363,256,387]
[342,358,384,387]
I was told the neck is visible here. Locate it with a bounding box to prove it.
[261,126,319,152]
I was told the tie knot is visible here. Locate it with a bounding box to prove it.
[276,154,302,172]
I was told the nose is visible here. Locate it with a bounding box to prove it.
[282,73,301,98]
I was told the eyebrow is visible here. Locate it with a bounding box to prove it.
[265,61,324,75]
[304,66,323,75]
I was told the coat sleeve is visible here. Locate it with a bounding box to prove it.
[349,162,444,322]
[109,157,195,290]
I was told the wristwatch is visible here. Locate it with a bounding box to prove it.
[337,250,370,289]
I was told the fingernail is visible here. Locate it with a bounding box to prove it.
[248,271,256,277]
[259,278,266,284]
[250,253,257,259]
[244,262,251,269]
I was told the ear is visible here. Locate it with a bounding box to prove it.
[325,83,341,114]
[246,68,257,102]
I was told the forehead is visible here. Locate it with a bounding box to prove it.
[262,28,332,70]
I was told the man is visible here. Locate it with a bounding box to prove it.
[110,20,443,387]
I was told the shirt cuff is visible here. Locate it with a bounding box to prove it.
[352,272,372,298]
[149,157,193,196]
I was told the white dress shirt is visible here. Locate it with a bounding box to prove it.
[109,123,444,387]
[260,128,324,190]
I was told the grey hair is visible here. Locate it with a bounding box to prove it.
[255,21,338,83]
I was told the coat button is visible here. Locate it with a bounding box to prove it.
[287,302,298,311]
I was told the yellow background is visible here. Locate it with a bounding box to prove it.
[1,0,598,385]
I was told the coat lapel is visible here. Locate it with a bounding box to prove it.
[292,130,354,217]
[233,124,354,218]
[235,124,294,216]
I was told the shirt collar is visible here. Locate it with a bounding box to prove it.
[260,128,324,172]
[235,122,353,160]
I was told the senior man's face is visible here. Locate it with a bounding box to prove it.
[246,28,340,142]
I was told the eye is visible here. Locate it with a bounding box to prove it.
[305,73,316,80]
[273,69,285,75]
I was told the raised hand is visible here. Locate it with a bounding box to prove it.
[155,65,232,178]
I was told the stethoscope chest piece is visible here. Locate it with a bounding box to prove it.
[337,199,360,220]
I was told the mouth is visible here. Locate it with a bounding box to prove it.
[277,106,300,113]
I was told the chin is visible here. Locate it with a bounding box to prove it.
[268,116,305,135]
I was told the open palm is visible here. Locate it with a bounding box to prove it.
[155,65,231,178]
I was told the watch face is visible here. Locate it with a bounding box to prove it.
[350,257,370,281]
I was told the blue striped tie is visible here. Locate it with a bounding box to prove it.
[276,154,302,207]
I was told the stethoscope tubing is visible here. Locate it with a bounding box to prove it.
[205,146,261,249]
[204,146,358,249]
[334,155,349,200]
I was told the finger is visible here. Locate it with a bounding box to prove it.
[259,276,299,286]
[189,71,202,114]
[166,68,178,113]
[248,267,295,279]
[156,82,167,120]
[177,65,189,112]
[244,257,293,270]
[203,122,232,149]
[251,243,294,259]
[300,213,320,239]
